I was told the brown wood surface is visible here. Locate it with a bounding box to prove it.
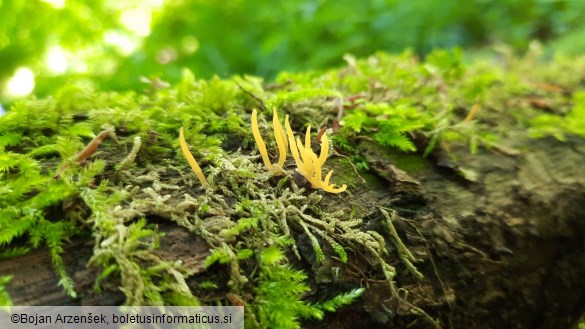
[1,227,209,306]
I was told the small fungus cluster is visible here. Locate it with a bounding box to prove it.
[252,108,347,194]
[251,108,288,176]
[178,109,346,194]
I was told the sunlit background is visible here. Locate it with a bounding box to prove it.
[2,0,585,102]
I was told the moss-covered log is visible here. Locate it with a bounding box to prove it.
[1,50,584,328]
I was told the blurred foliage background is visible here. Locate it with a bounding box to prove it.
[2,0,585,102]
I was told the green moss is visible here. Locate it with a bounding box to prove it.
[0,276,13,306]
[530,90,585,140]
[250,246,363,329]
[1,49,585,327]
[392,154,432,174]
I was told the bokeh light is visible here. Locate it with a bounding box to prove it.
[45,46,68,74]
[5,67,35,97]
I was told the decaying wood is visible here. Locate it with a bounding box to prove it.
[1,132,584,329]
[1,227,209,306]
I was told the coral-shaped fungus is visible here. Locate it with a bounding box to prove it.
[285,120,347,194]
[251,108,288,176]
[251,108,347,193]
[180,108,346,193]
[179,127,209,187]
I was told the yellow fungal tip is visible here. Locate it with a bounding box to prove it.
[251,108,287,176]
[251,109,271,169]
[179,127,209,187]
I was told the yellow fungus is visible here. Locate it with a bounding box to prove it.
[179,127,209,187]
[252,108,346,193]
[273,109,288,168]
[251,108,287,176]
[285,120,346,194]
[251,109,271,169]
[464,103,481,122]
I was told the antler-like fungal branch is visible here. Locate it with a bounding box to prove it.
[251,108,287,176]
[179,127,209,187]
[285,120,347,194]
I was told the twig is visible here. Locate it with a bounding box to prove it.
[54,127,117,179]
[233,79,267,112]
